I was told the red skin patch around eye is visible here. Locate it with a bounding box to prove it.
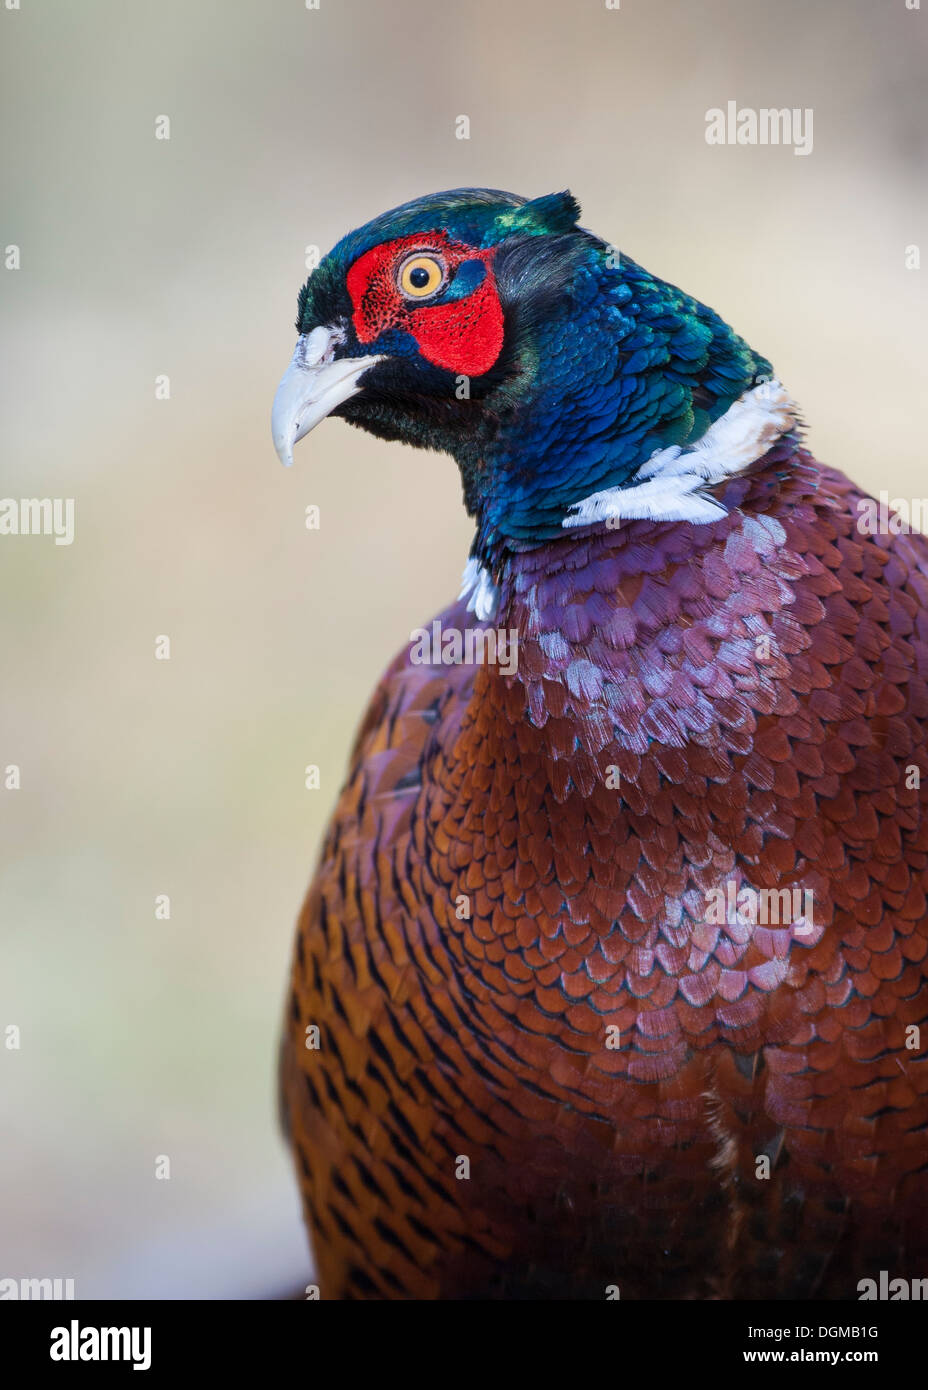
[345,232,504,377]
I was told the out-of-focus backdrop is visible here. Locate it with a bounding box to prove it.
[1,0,925,1298]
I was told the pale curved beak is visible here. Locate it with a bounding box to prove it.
[271,325,384,466]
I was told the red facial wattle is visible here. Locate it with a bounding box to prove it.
[345,232,504,377]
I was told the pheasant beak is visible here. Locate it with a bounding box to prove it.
[271,325,384,466]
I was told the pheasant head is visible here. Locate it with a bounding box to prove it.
[272,188,793,612]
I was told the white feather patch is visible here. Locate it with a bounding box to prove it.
[458,379,798,623]
[562,378,798,529]
[458,558,500,622]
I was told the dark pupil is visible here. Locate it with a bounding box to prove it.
[409,265,431,289]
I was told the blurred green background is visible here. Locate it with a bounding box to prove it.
[1,0,925,1297]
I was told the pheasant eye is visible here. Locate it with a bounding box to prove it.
[398,254,445,300]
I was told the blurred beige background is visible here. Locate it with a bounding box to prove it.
[1,0,925,1297]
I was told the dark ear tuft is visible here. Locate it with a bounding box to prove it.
[495,191,581,239]
[526,190,582,232]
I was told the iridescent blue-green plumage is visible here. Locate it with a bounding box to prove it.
[296,188,770,570]
[472,243,771,550]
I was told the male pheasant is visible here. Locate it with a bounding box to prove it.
[272,189,928,1300]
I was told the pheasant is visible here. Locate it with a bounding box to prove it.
[272,188,928,1300]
